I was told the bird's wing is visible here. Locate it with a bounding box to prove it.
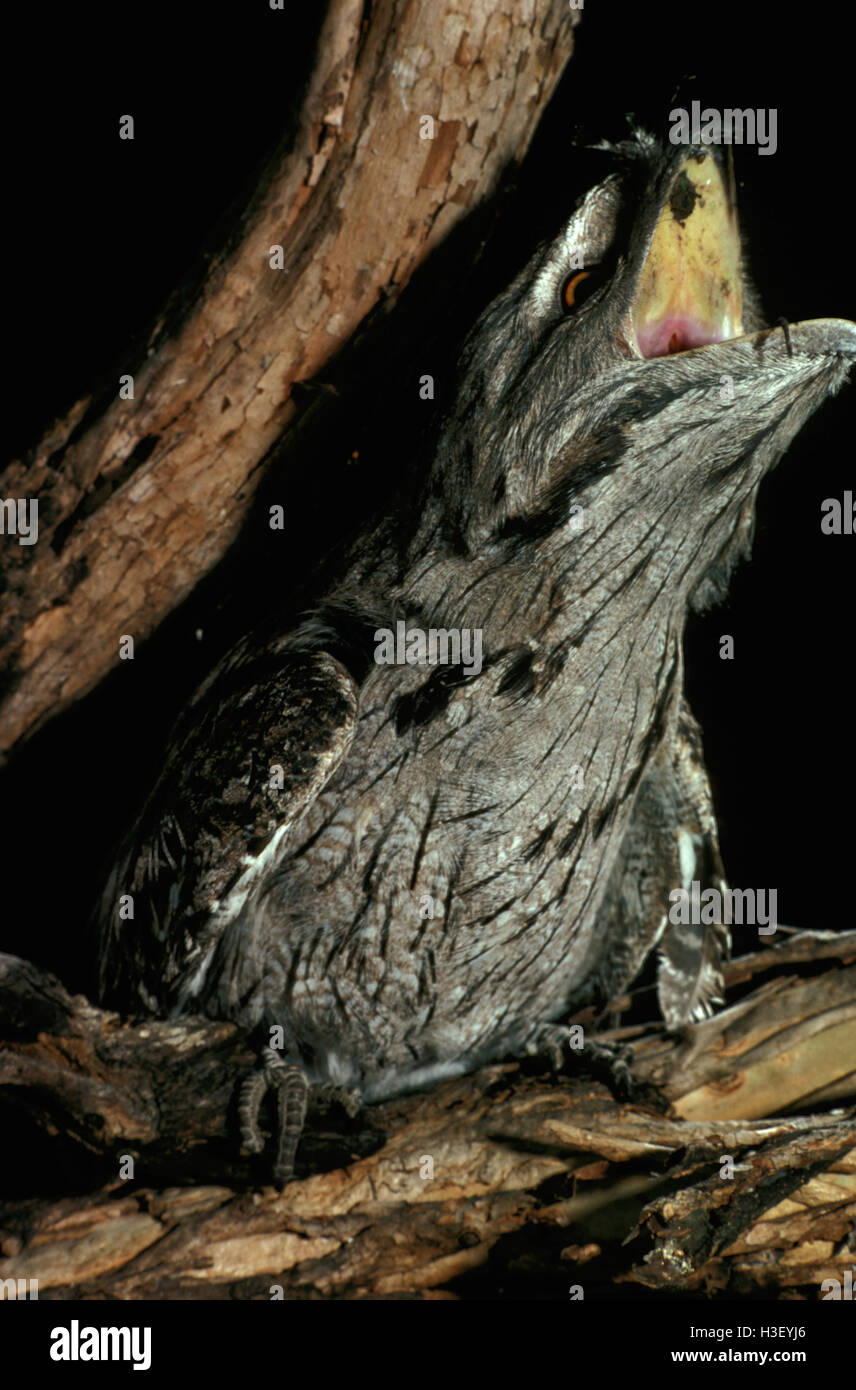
[588,698,729,1028]
[655,702,730,1028]
[95,640,359,1013]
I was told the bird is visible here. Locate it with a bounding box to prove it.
[94,132,856,1185]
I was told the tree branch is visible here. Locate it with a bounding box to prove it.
[2,935,854,1298]
[0,0,576,760]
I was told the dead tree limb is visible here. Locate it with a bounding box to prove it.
[2,935,854,1298]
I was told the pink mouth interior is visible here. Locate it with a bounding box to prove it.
[636,316,725,359]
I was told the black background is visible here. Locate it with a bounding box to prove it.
[2,0,853,996]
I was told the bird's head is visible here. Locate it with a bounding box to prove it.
[433,132,855,619]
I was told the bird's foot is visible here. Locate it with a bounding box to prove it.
[239,1052,364,1187]
[310,1083,363,1118]
[523,1021,664,1109]
[239,1050,310,1188]
[524,1021,571,1072]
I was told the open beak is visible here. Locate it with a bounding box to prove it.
[630,152,744,358]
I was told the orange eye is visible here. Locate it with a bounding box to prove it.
[561,269,593,311]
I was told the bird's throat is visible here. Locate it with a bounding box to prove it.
[631,151,743,358]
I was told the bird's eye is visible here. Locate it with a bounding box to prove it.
[561,269,597,313]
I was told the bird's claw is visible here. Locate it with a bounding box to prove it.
[525,1022,568,1072]
[239,1053,364,1186]
[311,1082,363,1118]
[523,1022,661,1107]
[239,1050,310,1187]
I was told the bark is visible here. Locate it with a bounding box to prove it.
[1,933,854,1299]
[0,0,576,760]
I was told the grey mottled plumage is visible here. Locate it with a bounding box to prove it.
[96,135,855,1183]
